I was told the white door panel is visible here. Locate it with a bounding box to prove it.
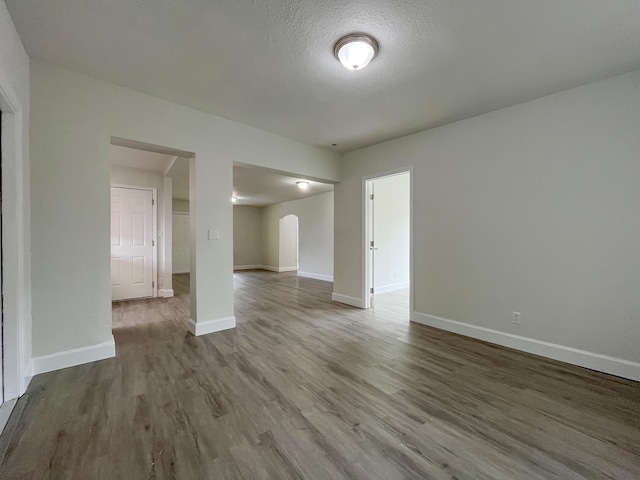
[111,187,154,301]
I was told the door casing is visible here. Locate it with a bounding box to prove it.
[363,167,414,314]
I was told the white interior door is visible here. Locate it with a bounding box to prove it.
[111,187,154,301]
[172,213,190,274]
[367,180,375,308]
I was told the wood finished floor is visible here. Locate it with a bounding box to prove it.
[1,271,639,479]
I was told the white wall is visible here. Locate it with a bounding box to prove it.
[172,198,189,213]
[262,192,334,281]
[335,69,640,374]
[110,164,173,294]
[278,214,298,270]
[372,173,410,293]
[233,206,262,268]
[0,0,32,398]
[172,213,190,274]
[30,60,340,358]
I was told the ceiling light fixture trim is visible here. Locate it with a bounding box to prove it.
[334,33,379,71]
[297,181,309,190]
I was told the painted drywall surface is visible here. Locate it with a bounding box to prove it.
[336,69,640,363]
[279,215,298,270]
[0,0,32,396]
[233,206,262,267]
[172,198,189,213]
[172,213,190,274]
[30,60,340,357]
[262,192,334,279]
[372,173,410,292]
[110,164,172,291]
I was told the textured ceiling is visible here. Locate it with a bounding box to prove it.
[7,1,640,152]
[233,164,334,207]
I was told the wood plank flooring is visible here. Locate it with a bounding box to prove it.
[1,270,639,479]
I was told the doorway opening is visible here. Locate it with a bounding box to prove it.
[109,138,194,333]
[364,170,411,318]
[279,214,299,272]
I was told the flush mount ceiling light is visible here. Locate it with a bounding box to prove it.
[334,33,379,71]
[297,181,309,190]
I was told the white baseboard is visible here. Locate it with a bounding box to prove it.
[298,271,334,282]
[233,265,262,271]
[412,312,640,382]
[375,281,409,295]
[158,289,174,298]
[188,316,236,336]
[261,265,297,273]
[32,335,116,375]
[331,293,365,309]
[0,399,17,436]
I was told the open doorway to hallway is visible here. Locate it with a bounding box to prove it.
[109,139,193,332]
[365,171,411,320]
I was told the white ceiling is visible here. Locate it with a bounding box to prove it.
[233,164,333,207]
[7,1,640,152]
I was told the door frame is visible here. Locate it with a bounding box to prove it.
[110,184,158,299]
[0,68,29,408]
[362,167,413,314]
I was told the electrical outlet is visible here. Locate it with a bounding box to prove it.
[512,312,521,325]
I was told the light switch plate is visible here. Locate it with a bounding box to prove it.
[208,229,220,240]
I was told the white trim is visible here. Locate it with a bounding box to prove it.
[158,289,174,298]
[261,265,297,273]
[32,336,116,375]
[110,184,158,299]
[187,316,236,336]
[0,398,17,436]
[412,312,640,382]
[298,271,334,282]
[363,167,413,312]
[0,66,31,400]
[278,266,298,272]
[233,264,263,271]
[374,281,410,295]
[331,293,365,309]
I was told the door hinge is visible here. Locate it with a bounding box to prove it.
[152,240,155,246]
[152,281,155,288]
[370,287,374,294]
[370,194,374,200]
[152,199,155,206]
[370,240,374,247]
